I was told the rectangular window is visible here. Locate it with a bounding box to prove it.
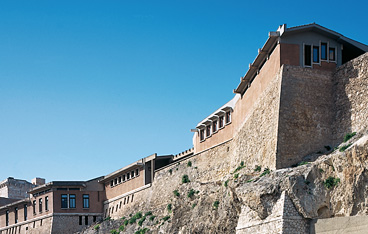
[24,204,27,221]
[15,207,18,224]
[225,111,231,124]
[85,216,88,225]
[122,174,126,181]
[127,172,130,180]
[321,42,327,60]
[69,194,76,208]
[6,210,9,226]
[206,125,211,137]
[79,216,82,225]
[45,196,49,211]
[212,120,218,133]
[131,171,135,178]
[313,46,319,63]
[219,116,224,128]
[199,129,205,141]
[136,169,139,176]
[329,47,336,61]
[61,194,68,208]
[39,198,42,213]
[93,216,96,222]
[83,194,90,208]
[118,176,121,183]
[110,180,113,187]
[33,201,36,214]
[304,44,312,66]
[114,178,117,185]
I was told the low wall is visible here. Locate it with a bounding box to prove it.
[310,215,368,234]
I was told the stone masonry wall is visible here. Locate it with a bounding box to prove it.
[0,215,53,234]
[276,65,334,168]
[231,67,283,170]
[333,52,368,142]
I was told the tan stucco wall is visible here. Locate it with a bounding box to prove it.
[104,167,145,200]
[310,216,368,234]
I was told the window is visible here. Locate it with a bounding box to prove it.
[45,196,49,211]
[199,129,205,141]
[126,172,130,180]
[110,180,113,186]
[114,178,117,185]
[69,194,76,208]
[321,42,327,60]
[304,44,312,66]
[206,125,211,137]
[24,204,27,221]
[93,216,97,222]
[39,198,42,213]
[85,216,88,225]
[15,207,18,224]
[219,116,224,128]
[313,46,319,63]
[79,216,82,225]
[118,176,121,183]
[61,195,68,208]
[33,200,36,214]
[83,194,90,208]
[6,210,9,226]
[132,170,135,178]
[212,120,218,133]
[122,174,126,181]
[136,169,139,176]
[329,47,336,61]
[225,111,231,124]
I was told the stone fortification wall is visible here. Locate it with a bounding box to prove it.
[333,52,368,142]
[230,67,283,171]
[0,178,34,199]
[276,66,334,168]
[0,215,53,234]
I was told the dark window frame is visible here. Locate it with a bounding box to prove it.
[304,44,312,66]
[61,194,68,209]
[83,194,90,208]
[313,46,320,63]
[321,42,328,60]
[69,194,76,208]
[39,198,42,213]
[45,196,49,211]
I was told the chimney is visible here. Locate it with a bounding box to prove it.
[32,177,45,186]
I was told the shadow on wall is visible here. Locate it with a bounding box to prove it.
[332,62,357,145]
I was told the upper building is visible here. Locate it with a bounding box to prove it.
[193,23,368,168]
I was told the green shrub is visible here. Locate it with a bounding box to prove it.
[167,203,172,213]
[104,216,111,221]
[94,224,100,230]
[192,203,197,209]
[298,161,310,166]
[213,200,220,209]
[254,165,261,172]
[224,180,229,187]
[110,230,119,234]
[233,162,246,174]
[182,175,190,183]
[129,212,142,224]
[233,173,239,179]
[344,132,356,142]
[324,177,340,189]
[145,211,152,216]
[194,166,198,169]
[187,189,195,198]
[187,161,192,167]
[135,228,149,234]
[138,216,146,226]
[162,215,170,222]
[119,225,125,232]
[246,179,253,183]
[121,216,126,220]
[173,190,180,197]
[124,219,129,226]
[260,168,270,177]
[319,168,324,173]
[149,215,156,221]
[339,144,352,152]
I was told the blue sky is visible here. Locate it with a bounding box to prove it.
[1,1,367,182]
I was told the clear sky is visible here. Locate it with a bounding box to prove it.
[1,0,367,182]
